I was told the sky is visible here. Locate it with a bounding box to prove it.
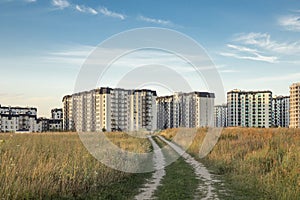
[1,0,300,117]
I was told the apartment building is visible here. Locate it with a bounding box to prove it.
[156,95,174,129]
[290,82,300,128]
[49,108,63,131]
[62,87,157,132]
[51,108,63,119]
[156,92,215,129]
[227,89,272,128]
[62,95,74,131]
[272,96,290,127]
[0,105,38,132]
[36,118,50,132]
[214,104,228,127]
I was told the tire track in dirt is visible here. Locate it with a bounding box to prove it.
[134,136,166,200]
[158,135,219,200]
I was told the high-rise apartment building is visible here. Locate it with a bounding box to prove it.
[62,95,74,131]
[62,87,157,132]
[272,96,290,127]
[290,82,300,128]
[156,92,215,129]
[227,89,272,128]
[214,104,228,127]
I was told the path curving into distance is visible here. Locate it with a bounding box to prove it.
[158,135,219,200]
[134,136,166,200]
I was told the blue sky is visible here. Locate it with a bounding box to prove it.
[1,0,300,117]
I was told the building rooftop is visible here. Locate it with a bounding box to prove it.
[227,89,272,94]
[290,82,300,87]
[157,91,215,99]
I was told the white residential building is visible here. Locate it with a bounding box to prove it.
[227,89,272,128]
[62,95,74,131]
[62,87,157,132]
[214,104,228,127]
[290,82,300,128]
[0,105,38,132]
[156,92,215,129]
[272,96,290,127]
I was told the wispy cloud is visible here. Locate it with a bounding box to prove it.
[25,0,36,3]
[138,15,173,26]
[51,0,70,9]
[2,0,37,3]
[75,5,98,15]
[279,15,300,31]
[220,52,277,63]
[99,7,126,20]
[220,43,278,63]
[227,44,259,53]
[234,32,300,54]
[51,2,125,20]
[221,31,300,63]
[219,69,239,73]
[44,45,95,65]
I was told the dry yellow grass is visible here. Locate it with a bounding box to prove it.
[160,128,300,199]
[0,132,151,199]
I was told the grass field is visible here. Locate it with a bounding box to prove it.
[2,128,300,199]
[0,132,152,199]
[160,128,300,200]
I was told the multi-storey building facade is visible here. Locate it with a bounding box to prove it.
[36,118,50,132]
[214,104,228,127]
[62,95,74,131]
[227,90,272,128]
[48,119,63,131]
[272,96,290,127]
[0,105,38,132]
[156,92,215,129]
[51,108,63,119]
[290,83,300,128]
[156,95,174,129]
[49,108,63,131]
[62,87,157,132]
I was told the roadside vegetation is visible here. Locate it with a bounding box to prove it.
[0,132,152,199]
[160,128,300,200]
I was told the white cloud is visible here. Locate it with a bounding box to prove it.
[138,15,172,26]
[45,45,95,65]
[52,3,125,19]
[279,15,300,31]
[234,32,271,47]
[75,5,98,15]
[220,52,277,63]
[227,44,259,53]
[99,7,126,20]
[51,0,70,9]
[220,43,278,63]
[3,0,37,3]
[234,32,300,54]
[219,69,239,73]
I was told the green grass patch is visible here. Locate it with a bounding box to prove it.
[153,136,199,200]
